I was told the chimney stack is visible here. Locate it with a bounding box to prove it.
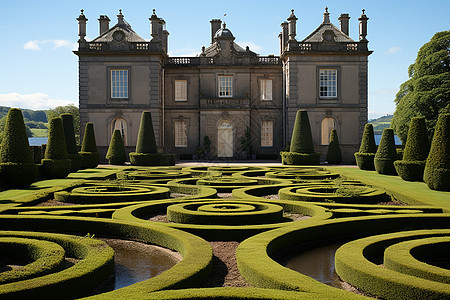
[77,9,88,42]
[280,21,288,53]
[149,9,160,40]
[98,15,110,35]
[358,9,369,41]
[210,19,222,44]
[287,9,298,42]
[338,13,350,36]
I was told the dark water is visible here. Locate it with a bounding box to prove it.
[285,242,343,288]
[106,239,180,290]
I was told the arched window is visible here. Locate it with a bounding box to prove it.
[321,117,336,145]
[111,118,127,146]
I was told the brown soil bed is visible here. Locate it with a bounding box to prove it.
[35,199,77,206]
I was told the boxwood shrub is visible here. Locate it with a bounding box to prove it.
[106,129,127,165]
[61,113,81,172]
[423,113,450,191]
[374,128,398,175]
[40,117,71,179]
[354,123,377,170]
[0,108,38,188]
[79,122,99,169]
[327,129,342,164]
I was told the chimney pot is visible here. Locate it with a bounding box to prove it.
[338,13,350,36]
[98,15,110,35]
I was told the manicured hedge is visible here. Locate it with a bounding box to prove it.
[79,122,99,169]
[374,128,398,175]
[0,229,114,298]
[130,152,175,166]
[236,214,450,298]
[394,117,429,181]
[61,113,82,172]
[354,123,377,170]
[41,117,71,179]
[0,108,37,188]
[335,229,450,299]
[135,111,157,154]
[280,151,321,165]
[106,129,127,165]
[327,129,342,164]
[0,237,65,284]
[0,215,213,299]
[423,113,450,191]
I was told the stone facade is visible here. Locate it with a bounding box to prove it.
[74,8,372,163]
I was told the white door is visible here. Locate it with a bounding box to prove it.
[218,121,233,157]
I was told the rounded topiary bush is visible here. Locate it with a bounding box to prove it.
[394,117,429,181]
[79,122,99,169]
[327,129,342,164]
[60,114,81,172]
[0,108,37,188]
[41,117,71,179]
[281,110,320,165]
[130,111,174,166]
[374,128,398,175]
[354,123,377,170]
[106,129,126,165]
[423,113,450,191]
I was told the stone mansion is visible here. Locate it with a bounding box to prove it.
[74,7,372,163]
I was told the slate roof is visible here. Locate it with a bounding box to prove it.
[91,19,146,43]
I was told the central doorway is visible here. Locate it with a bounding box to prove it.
[217,120,233,157]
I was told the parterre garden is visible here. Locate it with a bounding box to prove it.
[0,108,449,299]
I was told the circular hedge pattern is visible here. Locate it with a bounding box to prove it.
[54,184,170,203]
[167,200,284,225]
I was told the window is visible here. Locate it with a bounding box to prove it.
[174,120,187,147]
[218,75,233,97]
[174,80,187,101]
[261,79,273,101]
[261,120,273,147]
[319,69,337,98]
[321,117,336,145]
[111,69,128,98]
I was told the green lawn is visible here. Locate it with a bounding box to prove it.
[30,128,48,137]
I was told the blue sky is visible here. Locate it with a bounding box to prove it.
[0,0,448,119]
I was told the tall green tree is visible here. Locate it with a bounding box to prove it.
[391,30,450,143]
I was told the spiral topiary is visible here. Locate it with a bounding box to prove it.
[374,128,398,175]
[394,117,429,181]
[60,114,81,172]
[423,113,450,191]
[41,117,71,179]
[354,123,377,170]
[106,130,127,165]
[79,122,99,169]
[129,111,174,166]
[0,108,38,188]
[281,110,320,165]
[327,129,342,164]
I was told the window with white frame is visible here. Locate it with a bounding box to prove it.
[261,120,273,147]
[260,79,273,100]
[174,120,187,147]
[174,80,187,101]
[111,69,129,99]
[319,69,337,98]
[218,75,233,97]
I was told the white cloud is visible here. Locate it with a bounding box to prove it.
[236,41,262,52]
[24,40,41,50]
[385,46,401,54]
[0,93,77,110]
[24,39,78,51]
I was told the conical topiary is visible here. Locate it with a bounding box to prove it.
[374,128,398,175]
[0,108,37,187]
[129,111,175,166]
[41,117,71,179]
[106,130,127,165]
[354,123,377,170]
[327,129,342,164]
[423,113,450,191]
[394,117,429,181]
[280,110,321,165]
[79,122,99,169]
[61,113,81,172]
